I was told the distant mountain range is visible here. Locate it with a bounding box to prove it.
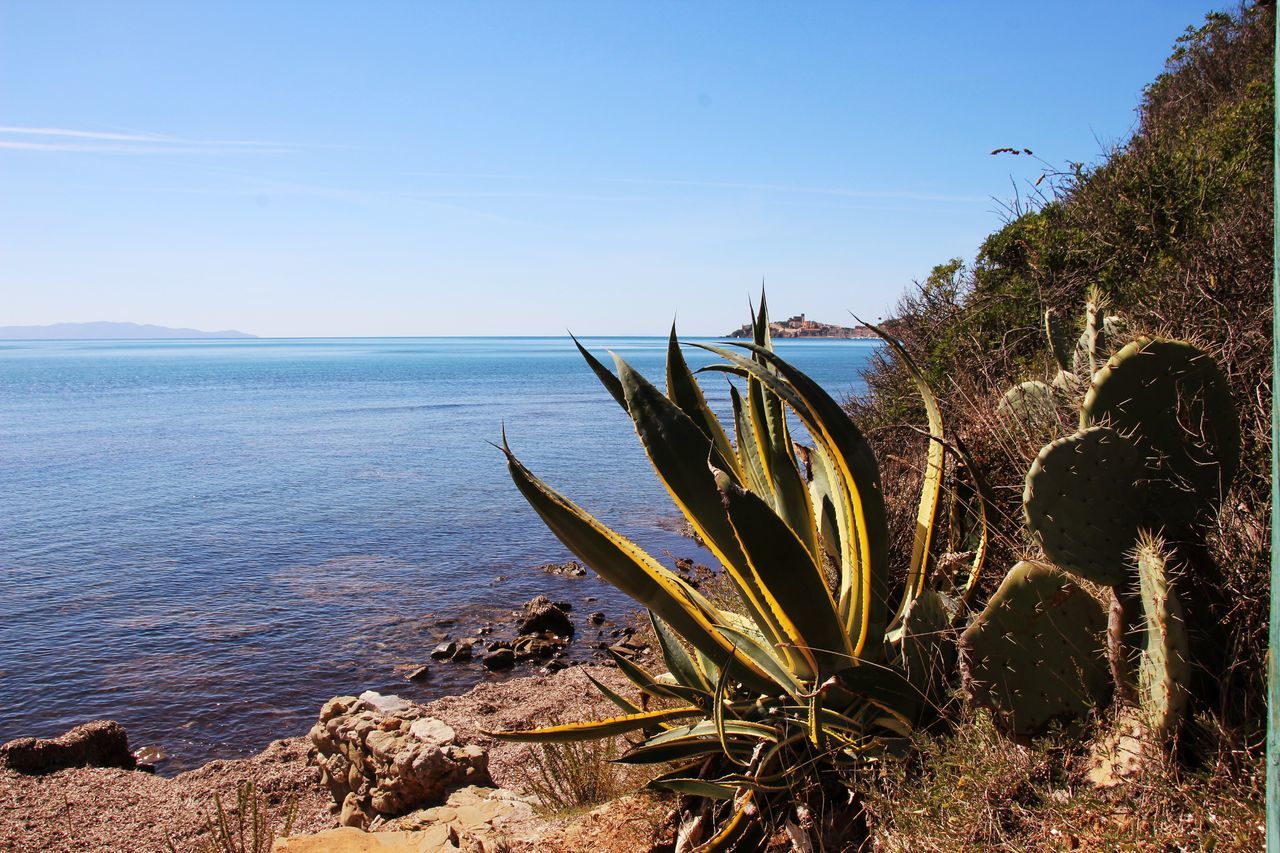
[0,322,257,340]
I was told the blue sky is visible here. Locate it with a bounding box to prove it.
[0,1,1225,336]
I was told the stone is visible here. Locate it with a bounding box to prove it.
[516,595,573,637]
[588,611,606,625]
[450,641,475,662]
[0,720,136,774]
[405,666,430,682]
[481,649,515,671]
[535,560,588,577]
[310,695,491,827]
[430,642,457,660]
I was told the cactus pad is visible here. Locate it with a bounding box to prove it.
[1135,535,1190,738]
[960,561,1110,736]
[997,380,1059,436]
[1082,337,1240,523]
[901,589,957,709]
[1044,308,1074,377]
[1024,426,1147,586]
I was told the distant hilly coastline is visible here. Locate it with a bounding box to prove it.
[0,322,257,340]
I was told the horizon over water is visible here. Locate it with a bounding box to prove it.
[0,335,879,772]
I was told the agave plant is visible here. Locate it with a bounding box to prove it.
[493,297,988,848]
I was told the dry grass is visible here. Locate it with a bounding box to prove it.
[862,711,1263,851]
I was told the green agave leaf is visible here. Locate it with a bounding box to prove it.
[713,622,804,699]
[584,671,642,716]
[949,434,992,607]
[569,333,626,411]
[488,706,703,742]
[729,384,772,498]
[501,438,770,686]
[646,719,779,747]
[649,777,739,799]
[666,324,743,483]
[613,355,791,662]
[616,739,738,765]
[609,649,711,707]
[651,612,712,692]
[716,469,853,679]
[696,343,889,663]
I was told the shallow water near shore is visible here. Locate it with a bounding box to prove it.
[0,336,877,772]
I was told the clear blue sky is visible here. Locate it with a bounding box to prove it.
[0,1,1226,336]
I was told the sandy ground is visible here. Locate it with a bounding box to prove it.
[0,664,661,852]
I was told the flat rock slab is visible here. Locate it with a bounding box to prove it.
[274,826,449,852]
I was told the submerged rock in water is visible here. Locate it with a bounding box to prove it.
[310,694,491,829]
[430,642,457,660]
[535,560,588,577]
[481,649,515,671]
[0,720,137,774]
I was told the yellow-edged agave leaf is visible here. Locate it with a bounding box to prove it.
[729,384,772,498]
[649,778,738,799]
[950,434,992,606]
[615,738,744,765]
[609,649,710,707]
[488,706,703,742]
[569,333,627,411]
[697,343,890,663]
[820,664,923,728]
[864,320,945,623]
[502,440,771,685]
[699,788,756,853]
[647,719,779,746]
[711,654,750,767]
[583,671,642,716]
[666,325,743,483]
[715,469,852,679]
[612,355,792,660]
[651,613,713,693]
[713,622,804,699]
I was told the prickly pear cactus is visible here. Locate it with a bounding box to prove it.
[997,380,1057,425]
[901,589,957,708]
[960,561,1110,736]
[1024,426,1148,586]
[1081,337,1240,524]
[1044,309,1076,388]
[1135,535,1190,738]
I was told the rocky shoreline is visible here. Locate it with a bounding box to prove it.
[0,565,693,851]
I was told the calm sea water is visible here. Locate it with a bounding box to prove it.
[0,336,877,771]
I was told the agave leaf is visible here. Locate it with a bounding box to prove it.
[646,719,780,746]
[693,647,722,690]
[949,434,992,607]
[501,439,769,685]
[730,384,772,498]
[609,650,711,707]
[488,706,703,742]
[666,324,742,483]
[711,648,750,767]
[584,671,643,716]
[569,333,626,411]
[613,355,791,657]
[696,344,889,663]
[715,469,853,678]
[616,738,741,765]
[649,777,738,799]
[713,622,804,699]
[651,613,713,692]
[861,319,945,624]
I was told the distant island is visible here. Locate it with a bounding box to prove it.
[0,322,257,340]
[725,313,876,339]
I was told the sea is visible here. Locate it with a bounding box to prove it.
[0,336,879,772]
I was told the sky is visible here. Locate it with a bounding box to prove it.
[0,1,1229,337]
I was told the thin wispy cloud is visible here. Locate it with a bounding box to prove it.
[404,170,987,204]
[0,125,289,154]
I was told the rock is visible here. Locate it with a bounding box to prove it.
[450,641,474,662]
[405,665,431,682]
[607,641,648,660]
[516,595,573,637]
[430,642,457,660]
[588,611,606,625]
[513,634,563,661]
[280,787,539,852]
[481,649,515,671]
[535,560,588,577]
[0,720,136,774]
[132,744,167,766]
[310,695,491,826]
[553,600,573,613]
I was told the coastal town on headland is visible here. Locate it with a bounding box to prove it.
[726,313,877,339]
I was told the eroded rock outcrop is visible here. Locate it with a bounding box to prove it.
[0,720,136,774]
[309,691,491,828]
